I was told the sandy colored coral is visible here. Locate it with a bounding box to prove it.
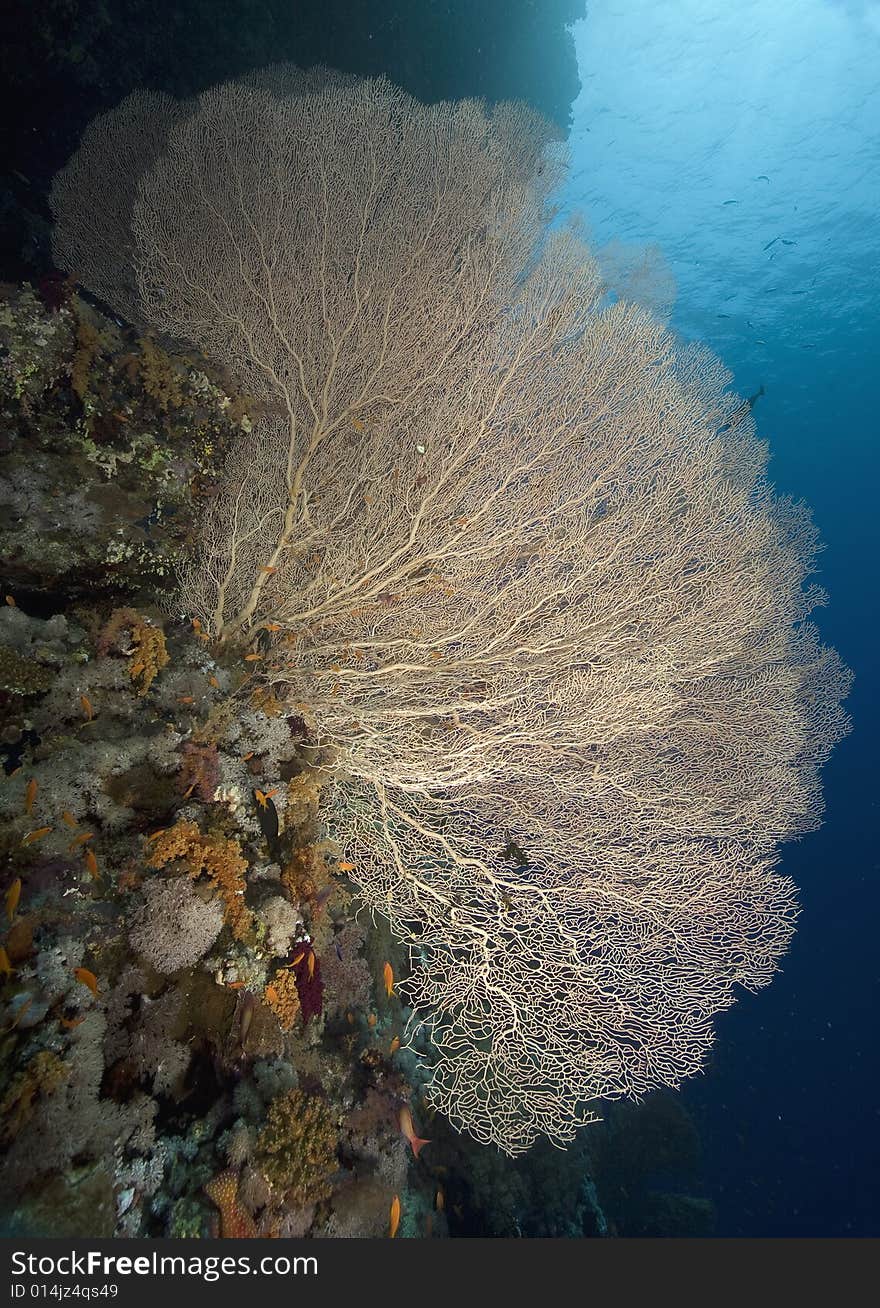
[128,622,169,695]
[146,819,252,941]
[285,770,327,829]
[255,1088,338,1207]
[0,1052,69,1145]
[263,970,300,1031]
[70,316,105,401]
[96,607,169,694]
[138,336,184,411]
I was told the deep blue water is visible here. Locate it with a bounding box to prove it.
[565,0,878,1236]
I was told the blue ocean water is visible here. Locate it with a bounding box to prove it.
[564,0,878,1236]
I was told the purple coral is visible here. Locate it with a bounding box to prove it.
[320,923,372,1017]
[177,741,219,802]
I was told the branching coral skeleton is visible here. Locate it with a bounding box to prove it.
[50,68,851,1153]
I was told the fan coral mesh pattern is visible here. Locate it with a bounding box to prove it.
[51,68,852,1154]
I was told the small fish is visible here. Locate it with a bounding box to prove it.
[781,238,797,246]
[4,595,16,607]
[307,952,315,981]
[80,695,94,722]
[337,860,356,872]
[255,790,280,855]
[260,565,278,574]
[367,1012,377,1028]
[67,831,94,851]
[177,695,195,705]
[22,826,52,846]
[242,751,255,761]
[61,811,78,828]
[290,951,306,967]
[351,418,365,432]
[263,622,282,632]
[6,877,22,922]
[83,848,99,881]
[435,1187,445,1212]
[24,778,37,815]
[74,966,98,995]
[0,946,13,977]
[239,992,256,1047]
[383,962,395,997]
[147,828,167,843]
[61,1014,86,1029]
[399,1105,430,1158]
[312,883,335,915]
[389,1195,401,1239]
[244,653,263,662]
[722,198,738,205]
[208,675,220,689]
[756,174,770,181]
[763,236,779,251]
[226,981,246,990]
[265,984,279,1005]
[390,1036,401,1054]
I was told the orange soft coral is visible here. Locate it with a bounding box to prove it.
[263,970,301,1031]
[204,1169,257,1238]
[146,820,252,941]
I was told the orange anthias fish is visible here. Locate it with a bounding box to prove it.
[83,848,100,881]
[389,1195,401,1239]
[307,952,315,981]
[21,826,52,846]
[0,946,13,978]
[6,878,21,923]
[24,778,37,815]
[80,695,94,722]
[67,831,94,851]
[389,1036,401,1055]
[436,1187,445,1212]
[73,967,98,995]
[383,962,395,997]
[337,860,356,872]
[399,1105,430,1159]
[61,811,79,828]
